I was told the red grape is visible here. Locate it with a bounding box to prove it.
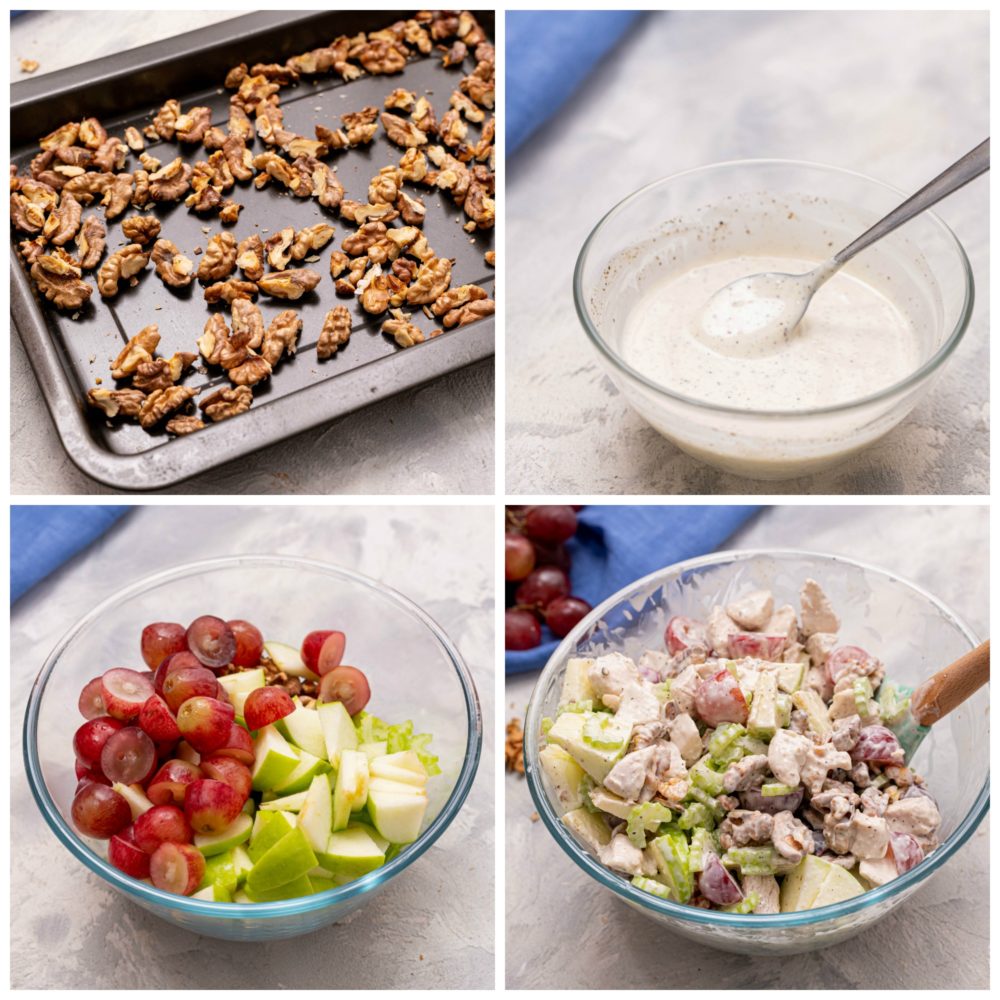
[75,760,110,785]
[228,620,264,668]
[162,665,219,713]
[73,716,124,769]
[71,782,132,839]
[889,832,924,874]
[826,645,878,684]
[698,853,743,905]
[665,616,708,655]
[133,804,194,853]
[317,632,347,676]
[695,669,749,727]
[186,615,236,669]
[505,533,535,582]
[101,668,155,721]
[728,632,786,660]
[544,596,592,638]
[739,786,804,814]
[301,630,335,673]
[108,826,151,878]
[200,754,253,800]
[138,694,182,743]
[532,540,571,572]
[147,759,202,806]
[850,725,904,766]
[505,609,541,650]
[100,727,157,785]
[153,651,203,697]
[176,697,235,754]
[515,566,570,610]
[523,505,577,543]
[213,723,255,766]
[78,677,106,719]
[149,842,205,896]
[184,778,244,834]
[140,622,187,670]
[318,666,371,716]
[243,686,295,730]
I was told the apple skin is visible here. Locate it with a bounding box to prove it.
[184,778,246,835]
[176,697,235,755]
[300,630,341,674]
[147,759,202,806]
[132,804,194,854]
[214,723,254,766]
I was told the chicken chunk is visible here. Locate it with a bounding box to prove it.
[800,579,841,636]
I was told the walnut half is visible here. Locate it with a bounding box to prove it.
[150,239,195,288]
[257,268,320,301]
[200,385,253,422]
[97,243,150,298]
[317,305,352,360]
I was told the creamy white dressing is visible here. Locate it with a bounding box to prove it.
[621,253,921,411]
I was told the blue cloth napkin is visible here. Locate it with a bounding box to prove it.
[507,10,641,155]
[506,505,759,674]
[11,506,130,602]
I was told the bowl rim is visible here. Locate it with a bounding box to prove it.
[525,547,990,930]
[572,157,976,418]
[23,553,483,920]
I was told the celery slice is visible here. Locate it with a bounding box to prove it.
[723,891,759,914]
[708,723,746,764]
[582,714,628,750]
[721,846,780,876]
[631,875,672,900]
[852,677,874,715]
[690,755,726,796]
[761,782,796,797]
[677,801,714,832]
[877,681,911,726]
[686,785,724,821]
[625,802,674,847]
[650,830,694,904]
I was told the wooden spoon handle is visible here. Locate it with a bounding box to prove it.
[909,639,990,726]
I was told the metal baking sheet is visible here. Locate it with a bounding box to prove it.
[10,10,495,491]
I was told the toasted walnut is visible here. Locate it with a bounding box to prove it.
[382,310,425,348]
[357,38,407,75]
[151,99,182,140]
[131,170,151,207]
[42,192,82,246]
[185,176,223,215]
[166,414,204,435]
[200,385,253,422]
[139,152,161,172]
[261,309,302,365]
[310,160,344,211]
[431,284,488,316]
[255,103,294,148]
[411,97,438,136]
[197,232,237,282]
[342,221,387,257]
[120,215,161,245]
[406,257,452,305]
[290,223,335,261]
[287,156,319,198]
[402,17,432,54]
[123,126,144,151]
[102,173,134,220]
[222,133,254,182]
[149,158,193,202]
[438,109,468,148]
[461,60,495,109]
[315,124,350,150]
[395,190,426,226]
[198,314,229,365]
[381,113,428,148]
[231,299,265,349]
[236,235,265,281]
[229,354,272,387]
[359,269,405,315]
[111,325,160,379]
[329,250,350,279]
[485,249,495,267]
[317,305,352,360]
[132,358,176,393]
[444,297,495,328]
[30,249,92,310]
[61,171,110,205]
[234,73,280,113]
[428,10,460,39]
[252,150,296,189]
[285,136,328,160]
[450,89,485,124]
[228,103,254,142]
[335,255,369,296]
[465,170,496,230]
[219,201,242,224]
[440,39,468,67]
[252,61,300,84]
[87,387,146,419]
[203,278,258,304]
[340,199,398,226]
[203,126,227,151]
[257,268,320,300]
[139,385,196,430]
[340,107,380,146]
[98,244,150,297]
[91,137,127,173]
[224,63,248,88]
[11,181,58,233]
[385,88,416,111]
[151,239,195,288]
[167,351,197,382]
[398,147,428,183]
[392,257,418,285]
[175,106,212,144]
[40,122,80,151]
[19,237,46,265]
[265,227,295,270]
[367,165,402,206]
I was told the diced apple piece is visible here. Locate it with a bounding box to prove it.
[216,668,265,716]
[251,725,300,792]
[258,790,309,813]
[561,806,611,853]
[298,774,333,854]
[276,698,327,759]
[366,782,428,845]
[333,750,370,832]
[546,712,624,783]
[317,701,359,768]
[248,809,295,863]
[780,854,864,912]
[272,749,332,795]
[112,782,155,820]
[316,825,386,880]
[558,657,596,708]
[191,883,233,901]
[538,745,587,816]
[358,741,388,763]
[193,812,253,857]
[264,641,319,681]
[244,872,315,902]
[245,827,317,894]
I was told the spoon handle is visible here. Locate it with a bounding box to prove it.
[908,639,989,727]
[834,138,989,265]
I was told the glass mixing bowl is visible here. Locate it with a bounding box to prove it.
[23,555,482,942]
[573,161,974,480]
[524,550,988,955]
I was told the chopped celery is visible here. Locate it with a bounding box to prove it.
[652,680,671,703]
[791,689,832,737]
[737,734,769,756]
[687,827,720,873]
[722,892,759,914]
[581,776,601,814]
[722,660,739,680]
[761,782,796,797]
[562,699,595,714]
[872,773,889,789]
[631,875,672,900]
[686,785,724,821]
[877,681,911,726]
[541,717,554,735]
[747,670,778,740]
[582,714,629,750]
[352,711,440,775]
[690,755,726,796]
[626,802,674,847]
[677,802,714,832]
[721,846,780,876]
[650,830,694,904]
[852,677,873,715]
[708,723,746,764]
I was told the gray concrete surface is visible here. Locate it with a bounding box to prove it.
[12,506,494,989]
[506,504,989,988]
[506,11,989,494]
[10,10,495,496]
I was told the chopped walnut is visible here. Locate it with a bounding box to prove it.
[20,58,40,74]
[411,96,439,136]
[111,325,160,379]
[200,384,253,422]
[252,150,296,189]
[357,38,407,75]
[505,718,524,774]
[40,122,80,151]
[307,159,344,211]
[42,191,82,246]
[203,278,258,304]
[382,309,425,347]
[450,89,485,123]
[198,314,229,366]
[359,268,405,314]
[232,298,265,349]
[335,255,369,295]
[265,226,295,270]
[396,190,426,226]
[166,414,205,436]
[150,239,195,288]
[315,124,350,150]
[139,385,196,430]
[368,165,402,205]
[317,305,352,360]
[261,309,302,366]
[438,108,468,148]
[123,126,145,151]
[91,137,127,173]
[329,250,350,279]
[197,232,237,282]
[485,249,495,267]
[236,235,265,281]
[381,112,428,148]
[405,256,452,304]
[97,243,150,297]
[257,268,320,300]
[139,152,161,173]
[222,133,254,182]
[120,215,161,245]
[132,358,177,393]
[290,223,335,261]
[87,387,145,419]
[148,158,193,202]
[229,353,272,387]
[444,298,495,328]
[431,283,488,316]
[131,170,151,207]
[30,249,93,310]
[150,99,182,140]
[219,200,242,224]
[19,237,46,265]
[440,39,468,68]
[385,88,416,111]
[78,117,108,150]
[102,172,135,220]
[342,221,387,257]
[339,200,399,226]
[175,106,212,144]
[342,105,381,146]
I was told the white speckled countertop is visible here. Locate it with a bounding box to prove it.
[506,504,988,989]
[9,10,494,496]
[11,505,494,989]
[506,11,988,495]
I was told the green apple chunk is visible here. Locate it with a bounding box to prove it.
[191,883,233,902]
[780,855,864,912]
[232,844,253,886]
[251,725,301,792]
[558,657,596,708]
[298,774,334,854]
[538,745,587,816]
[244,873,315,902]
[273,749,332,796]
[264,641,319,681]
[276,698,328,759]
[333,750,370,832]
[199,849,239,894]
[259,791,309,813]
[112,782,154,820]
[246,827,318,894]
[217,668,265,716]
[561,806,612,853]
[546,712,625,783]
[317,825,386,880]
[194,812,253,857]
[367,779,428,844]
[248,809,295,863]
[317,701,359,768]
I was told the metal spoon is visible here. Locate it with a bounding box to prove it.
[698,139,989,354]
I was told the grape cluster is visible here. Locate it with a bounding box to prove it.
[504,505,592,650]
